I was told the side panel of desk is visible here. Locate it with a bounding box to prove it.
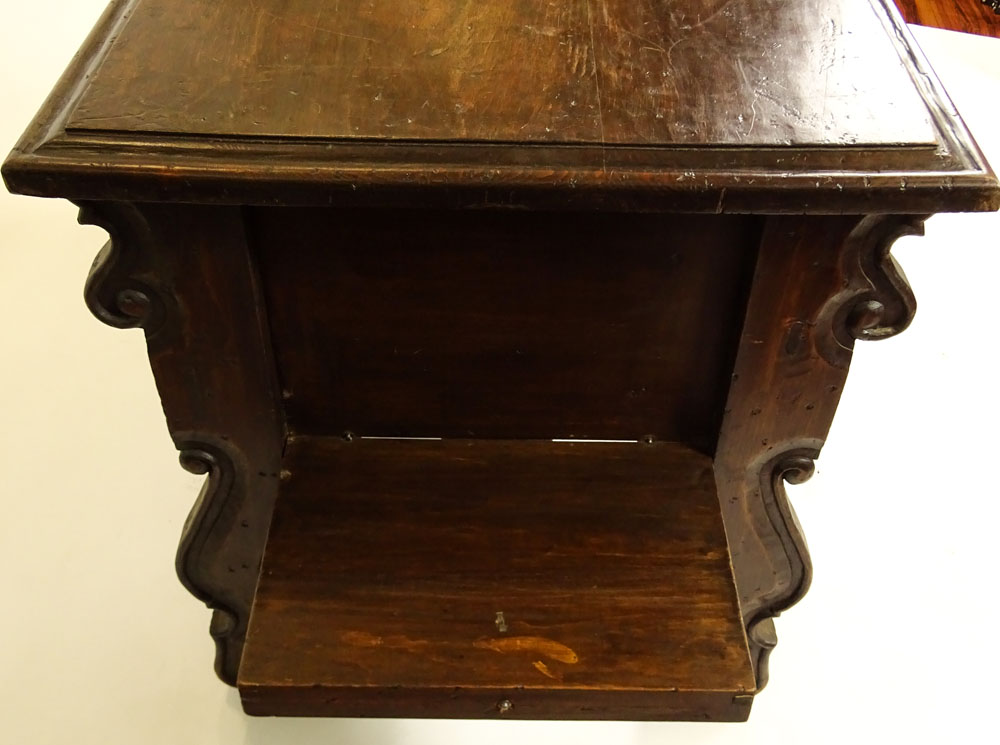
[76,201,286,684]
[715,214,923,687]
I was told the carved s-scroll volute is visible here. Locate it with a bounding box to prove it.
[78,202,171,335]
[716,214,923,690]
[815,214,925,369]
[75,201,284,685]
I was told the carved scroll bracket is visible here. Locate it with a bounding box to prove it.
[77,201,171,335]
[73,201,284,686]
[815,214,925,369]
[718,213,927,691]
[743,448,817,688]
[176,437,256,684]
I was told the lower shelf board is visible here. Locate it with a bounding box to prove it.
[238,437,756,720]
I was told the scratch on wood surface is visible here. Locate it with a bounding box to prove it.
[665,37,687,67]
[689,0,736,30]
[620,27,666,53]
[736,59,760,139]
[584,0,607,172]
[533,660,558,679]
[524,25,559,37]
[754,86,801,122]
[474,635,580,663]
[341,630,430,652]
[260,9,378,43]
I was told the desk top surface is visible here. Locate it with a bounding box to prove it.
[3,0,997,212]
[68,0,934,148]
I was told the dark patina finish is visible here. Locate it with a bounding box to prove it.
[4,0,997,721]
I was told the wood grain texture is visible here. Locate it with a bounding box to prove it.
[3,0,997,212]
[77,202,285,684]
[714,213,922,687]
[1,0,996,716]
[895,0,1000,38]
[239,437,755,720]
[251,208,759,449]
[67,0,935,147]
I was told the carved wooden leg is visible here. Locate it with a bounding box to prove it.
[716,214,924,688]
[77,202,284,684]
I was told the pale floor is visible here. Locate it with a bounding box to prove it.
[1,4,998,743]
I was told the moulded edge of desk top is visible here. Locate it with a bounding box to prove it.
[1,0,997,213]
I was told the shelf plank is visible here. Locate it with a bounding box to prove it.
[239,437,755,720]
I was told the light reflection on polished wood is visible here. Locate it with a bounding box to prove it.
[68,0,937,147]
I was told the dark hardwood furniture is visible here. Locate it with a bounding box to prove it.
[4,0,998,722]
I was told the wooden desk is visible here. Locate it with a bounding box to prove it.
[3,0,998,722]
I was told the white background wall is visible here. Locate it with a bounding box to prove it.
[1,3,998,743]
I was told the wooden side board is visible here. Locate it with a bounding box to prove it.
[716,213,923,686]
[76,202,286,684]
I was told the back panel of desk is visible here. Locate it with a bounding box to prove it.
[250,208,761,453]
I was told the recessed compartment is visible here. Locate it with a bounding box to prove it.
[239,437,755,720]
[239,208,762,719]
[250,208,761,451]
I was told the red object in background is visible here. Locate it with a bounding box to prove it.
[895,0,1000,38]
